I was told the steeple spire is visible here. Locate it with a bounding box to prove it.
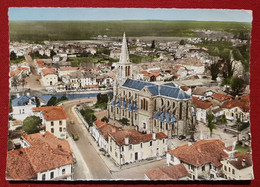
[119,32,130,64]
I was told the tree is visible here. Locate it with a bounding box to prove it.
[220,115,227,126]
[210,62,219,80]
[47,96,57,106]
[119,118,129,126]
[230,76,245,95]
[151,40,155,49]
[22,116,42,134]
[96,94,108,105]
[179,40,185,45]
[101,116,109,123]
[206,114,215,137]
[10,51,17,60]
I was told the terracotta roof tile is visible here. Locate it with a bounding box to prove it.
[6,132,73,180]
[41,68,57,76]
[109,129,167,145]
[193,97,213,109]
[94,120,120,141]
[146,164,189,180]
[33,106,67,121]
[222,95,249,112]
[168,139,229,167]
[181,86,190,91]
[36,59,46,68]
[229,153,252,170]
[212,93,232,102]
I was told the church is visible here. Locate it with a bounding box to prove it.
[108,33,196,138]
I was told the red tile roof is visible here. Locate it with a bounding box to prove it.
[192,97,213,109]
[94,120,120,141]
[181,86,190,91]
[41,68,57,76]
[109,129,168,146]
[10,67,30,77]
[33,106,67,121]
[145,164,189,180]
[6,131,73,180]
[86,84,99,88]
[212,93,232,102]
[168,139,229,167]
[36,59,46,68]
[222,95,249,112]
[229,153,252,170]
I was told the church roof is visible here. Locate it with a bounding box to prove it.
[122,79,190,100]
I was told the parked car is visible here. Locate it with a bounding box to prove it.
[72,133,79,141]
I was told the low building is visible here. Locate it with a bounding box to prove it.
[211,93,232,105]
[145,164,189,180]
[33,106,67,139]
[108,129,168,166]
[9,120,23,131]
[90,120,119,152]
[192,97,213,123]
[222,95,249,122]
[40,68,58,87]
[11,95,37,121]
[167,139,229,180]
[6,131,73,180]
[221,153,253,180]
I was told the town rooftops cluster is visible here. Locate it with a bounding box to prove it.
[229,152,252,170]
[168,139,229,167]
[222,94,250,112]
[41,68,57,76]
[94,120,120,141]
[192,96,213,109]
[122,79,190,100]
[33,106,67,121]
[10,67,30,77]
[6,131,73,180]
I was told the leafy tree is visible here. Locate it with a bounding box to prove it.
[10,51,17,60]
[96,94,109,105]
[47,96,57,106]
[179,40,185,45]
[210,62,219,80]
[220,115,227,126]
[230,76,245,95]
[101,116,109,123]
[151,40,155,49]
[80,108,97,125]
[119,118,129,126]
[206,114,215,137]
[22,116,42,134]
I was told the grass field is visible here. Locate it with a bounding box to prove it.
[9,20,251,42]
[235,144,251,153]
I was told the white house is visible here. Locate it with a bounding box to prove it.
[40,68,58,87]
[11,94,37,121]
[192,96,213,123]
[6,131,73,180]
[33,106,67,139]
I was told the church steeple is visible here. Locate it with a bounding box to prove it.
[119,32,130,64]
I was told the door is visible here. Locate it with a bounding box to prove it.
[135,152,138,160]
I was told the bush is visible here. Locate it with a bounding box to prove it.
[72,133,79,141]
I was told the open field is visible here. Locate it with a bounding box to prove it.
[9,20,251,42]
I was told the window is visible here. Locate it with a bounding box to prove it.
[50,171,54,179]
[51,128,54,133]
[232,169,235,175]
[59,121,62,125]
[202,165,205,171]
[140,143,143,148]
[135,114,137,120]
[115,152,118,157]
[121,146,124,151]
[42,174,46,180]
[228,167,231,172]
[129,145,133,150]
[224,166,227,171]
[143,123,146,129]
[117,108,119,114]
[110,146,112,152]
[179,102,183,119]
[163,139,165,144]
[59,127,62,132]
[51,121,54,126]
[62,169,66,175]
[150,141,153,146]
[111,106,113,113]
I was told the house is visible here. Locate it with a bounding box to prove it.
[53,55,60,63]
[11,94,37,121]
[222,95,249,122]
[192,97,213,123]
[108,129,168,166]
[221,153,253,180]
[6,131,73,180]
[34,59,47,75]
[145,164,189,180]
[167,139,230,180]
[9,120,23,131]
[58,67,80,78]
[40,68,58,87]
[33,106,67,139]
[90,120,119,152]
[211,93,232,105]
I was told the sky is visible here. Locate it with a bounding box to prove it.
[9,8,252,22]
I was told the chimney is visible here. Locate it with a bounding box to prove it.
[152,133,156,140]
[242,159,246,167]
[40,130,46,136]
[125,136,129,145]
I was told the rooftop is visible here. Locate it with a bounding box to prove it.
[229,153,252,170]
[6,131,73,180]
[168,139,229,167]
[41,68,57,76]
[33,106,67,121]
[192,97,213,109]
[145,164,189,180]
[222,95,249,112]
[12,95,36,107]
[211,93,232,101]
[94,120,120,141]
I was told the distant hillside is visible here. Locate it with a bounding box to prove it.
[9,20,251,42]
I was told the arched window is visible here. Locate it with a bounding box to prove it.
[179,102,183,119]
[167,101,170,107]
[161,98,164,106]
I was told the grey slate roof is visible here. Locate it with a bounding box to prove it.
[122,79,191,100]
[12,95,36,107]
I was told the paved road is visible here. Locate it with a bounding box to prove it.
[62,99,113,180]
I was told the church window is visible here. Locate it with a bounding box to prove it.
[161,99,164,106]
[179,102,183,120]
[154,99,157,110]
